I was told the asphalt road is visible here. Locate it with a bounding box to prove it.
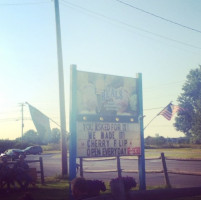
[26,153,201,188]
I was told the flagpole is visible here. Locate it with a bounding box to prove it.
[49,118,61,128]
[144,101,172,130]
[143,114,158,130]
[19,103,25,139]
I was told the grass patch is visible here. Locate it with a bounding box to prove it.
[43,150,61,154]
[145,148,201,159]
[0,177,69,200]
[172,197,201,200]
[42,144,60,151]
[1,178,201,200]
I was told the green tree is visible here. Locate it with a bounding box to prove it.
[22,129,40,144]
[174,66,201,143]
[49,128,60,144]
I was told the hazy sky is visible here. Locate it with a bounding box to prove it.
[0,0,200,140]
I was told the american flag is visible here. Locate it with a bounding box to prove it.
[159,103,184,120]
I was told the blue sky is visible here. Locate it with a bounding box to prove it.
[0,0,201,139]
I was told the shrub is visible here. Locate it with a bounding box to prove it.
[86,179,106,197]
[0,140,31,153]
[110,176,137,192]
[71,177,106,200]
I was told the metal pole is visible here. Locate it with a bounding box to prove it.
[22,104,24,138]
[53,0,68,176]
[19,103,25,139]
[69,65,77,180]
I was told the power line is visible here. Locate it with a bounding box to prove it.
[0,1,50,6]
[60,0,201,50]
[144,80,185,90]
[1,0,200,50]
[144,107,164,111]
[145,125,176,128]
[114,0,201,34]
[0,118,31,122]
[0,118,19,122]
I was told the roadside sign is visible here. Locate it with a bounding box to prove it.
[76,70,141,157]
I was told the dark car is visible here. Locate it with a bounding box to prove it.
[0,149,25,160]
[23,146,43,155]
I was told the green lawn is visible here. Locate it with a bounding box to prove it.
[145,148,201,159]
[0,177,69,200]
[173,197,201,200]
[1,178,201,200]
[43,147,201,159]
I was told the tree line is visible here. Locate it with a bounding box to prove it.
[174,65,201,144]
[18,128,61,145]
[0,128,62,153]
[144,136,190,148]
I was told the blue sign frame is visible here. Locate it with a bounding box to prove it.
[69,65,146,190]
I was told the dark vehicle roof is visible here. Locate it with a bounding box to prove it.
[24,146,41,150]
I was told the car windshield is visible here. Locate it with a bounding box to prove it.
[14,149,23,152]
[24,147,32,151]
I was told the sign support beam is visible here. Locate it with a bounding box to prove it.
[69,65,77,180]
[137,73,146,190]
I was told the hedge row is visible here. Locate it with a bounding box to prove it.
[0,139,32,153]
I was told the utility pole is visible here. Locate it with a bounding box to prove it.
[53,0,68,176]
[19,103,25,139]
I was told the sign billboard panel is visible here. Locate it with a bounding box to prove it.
[76,71,141,157]
[77,122,140,157]
[76,71,138,119]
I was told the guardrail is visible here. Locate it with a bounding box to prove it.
[78,153,201,188]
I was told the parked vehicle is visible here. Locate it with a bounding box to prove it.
[0,149,25,160]
[23,146,43,155]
